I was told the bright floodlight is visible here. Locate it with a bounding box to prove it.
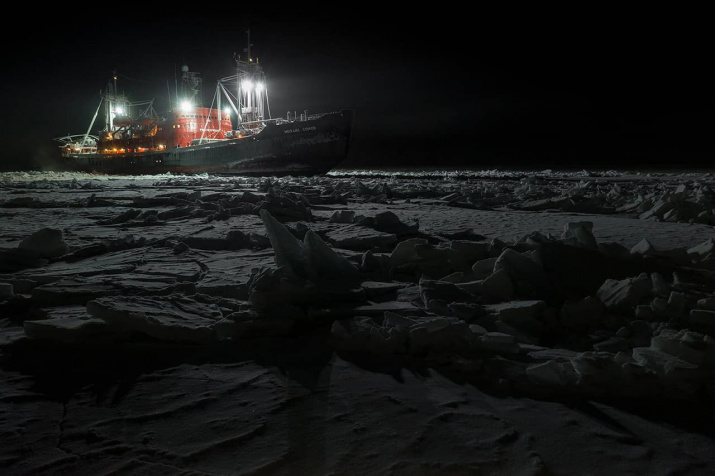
[255,83,264,92]
[180,100,193,112]
[242,80,254,91]
[116,106,124,115]
[224,107,231,115]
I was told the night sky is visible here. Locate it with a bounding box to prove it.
[2,9,713,171]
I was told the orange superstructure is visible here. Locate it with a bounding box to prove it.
[162,107,233,148]
[95,106,233,154]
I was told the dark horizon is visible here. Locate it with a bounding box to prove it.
[2,10,713,172]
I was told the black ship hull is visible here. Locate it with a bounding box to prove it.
[59,110,353,176]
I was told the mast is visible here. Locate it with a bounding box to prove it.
[235,29,267,126]
[244,29,252,63]
[107,71,117,130]
[215,30,268,130]
[179,64,202,108]
[105,70,128,132]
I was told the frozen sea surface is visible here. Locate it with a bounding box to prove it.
[1,168,714,475]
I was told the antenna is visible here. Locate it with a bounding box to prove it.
[244,29,253,61]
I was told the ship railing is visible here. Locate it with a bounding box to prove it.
[190,138,226,146]
[273,111,337,125]
[54,134,100,156]
[54,134,99,147]
[226,110,339,134]
[59,145,98,157]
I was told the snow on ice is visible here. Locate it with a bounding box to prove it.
[1,168,715,474]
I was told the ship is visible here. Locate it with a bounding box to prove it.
[53,31,353,176]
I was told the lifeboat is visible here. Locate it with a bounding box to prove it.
[136,115,156,126]
[113,115,133,127]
